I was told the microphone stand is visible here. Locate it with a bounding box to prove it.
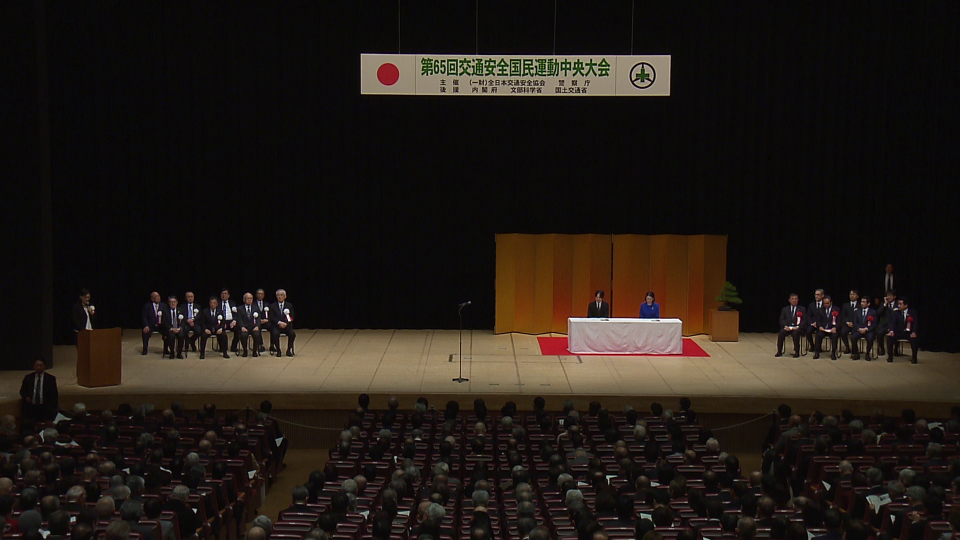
[453,302,470,383]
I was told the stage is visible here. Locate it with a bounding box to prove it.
[2,329,957,418]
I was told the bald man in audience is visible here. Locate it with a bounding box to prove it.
[96,496,116,520]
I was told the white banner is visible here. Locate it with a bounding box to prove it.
[361,54,670,96]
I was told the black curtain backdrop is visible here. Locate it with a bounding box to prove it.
[34,1,959,351]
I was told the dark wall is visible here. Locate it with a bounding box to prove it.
[35,2,959,351]
[3,0,51,369]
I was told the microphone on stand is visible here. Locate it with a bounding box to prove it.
[458,301,472,308]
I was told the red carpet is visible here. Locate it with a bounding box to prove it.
[536,336,710,357]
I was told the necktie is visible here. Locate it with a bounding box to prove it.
[818,302,821,309]
[155,304,160,322]
[862,309,866,318]
[247,306,251,317]
[172,310,178,328]
[34,374,41,403]
[852,302,855,309]
[792,307,796,317]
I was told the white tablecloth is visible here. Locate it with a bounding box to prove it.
[567,317,683,354]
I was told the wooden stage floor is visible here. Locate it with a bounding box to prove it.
[2,330,957,416]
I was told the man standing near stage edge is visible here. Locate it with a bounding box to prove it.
[20,360,59,429]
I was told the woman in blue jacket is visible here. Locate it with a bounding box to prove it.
[639,291,660,318]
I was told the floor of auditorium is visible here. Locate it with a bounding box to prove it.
[3,330,956,416]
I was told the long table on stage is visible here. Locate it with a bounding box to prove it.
[567,317,683,354]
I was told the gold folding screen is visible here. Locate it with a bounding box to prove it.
[495,234,727,335]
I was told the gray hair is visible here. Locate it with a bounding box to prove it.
[126,476,145,495]
[906,486,926,503]
[342,479,358,495]
[414,402,427,414]
[865,468,883,485]
[838,460,853,475]
[425,503,445,521]
[822,415,838,428]
[501,416,514,428]
[887,481,905,498]
[340,430,353,443]
[432,463,449,477]
[292,485,309,502]
[565,489,583,506]
[112,486,131,501]
[120,500,143,521]
[253,515,273,535]
[862,429,877,445]
[73,403,87,415]
[706,438,720,451]
[849,419,864,431]
[138,433,155,446]
[184,453,201,468]
[472,490,489,507]
[899,468,916,486]
[66,485,86,502]
[171,485,190,502]
[926,442,942,458]
[634,425,647,439]
[41,428,58,442]
[557,473,573,486]
[275,289,286,297]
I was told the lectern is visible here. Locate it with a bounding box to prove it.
[77,328,122,387]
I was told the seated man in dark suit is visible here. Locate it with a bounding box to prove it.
[269,289,296,357]
[885,297,918,364]
[282,485,319,515]
[804,289,826,351]
[158,295,186,359]
[587,290,610,318]
[181,291,202,353]
[141,291,163,355]
[877,290,897,356]
[163,485,202,540]
[850,296,878,361]
[813,295,840,360]
[121,500,159,540]
[839,290,860,354]
[20,359,59,427]
[236,293,264,358]
[776,293,803,357]
[254,289,271,354]
[197,297,229,360]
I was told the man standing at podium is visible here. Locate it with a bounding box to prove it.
[20,360,59,427]
[587,290,610,318]
[72,289,95,333]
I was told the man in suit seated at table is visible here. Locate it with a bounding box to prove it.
[885,297,918,364]
[587,290,609,318]
[850,296,878,361]
[776,293,803,358]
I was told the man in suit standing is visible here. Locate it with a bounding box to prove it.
[885,297,918,364]
[72,288,95,333]
[219,289,242,353]
[254,289,270,354]
[237,293,263,358]
[269,289,296,357]
[20,359,59,427]
[587,290,610,318]
[850,296,878,361]
[804,289,825,351]
[814,296,840,360]
[776,293,803,358]
[198,297,229,360]
[159,296,186,359]
[840,290,860,355]
[141,292,163,355]
[182,292,202,352]
[883,264,896,299]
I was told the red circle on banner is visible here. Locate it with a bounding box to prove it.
[377,63,400,86]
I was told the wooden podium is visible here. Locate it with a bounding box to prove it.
[77,328,122,387]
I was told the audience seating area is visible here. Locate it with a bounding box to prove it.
[0,402,285,540]
[270,399,960,540]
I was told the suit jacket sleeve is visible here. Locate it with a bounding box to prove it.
[142,303,151,327]
[72,302,87,331]
[20,374,33,401]
[47,375,59,414]
[779,307,790,328]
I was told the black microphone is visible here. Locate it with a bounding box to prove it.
[458,301,472,307]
